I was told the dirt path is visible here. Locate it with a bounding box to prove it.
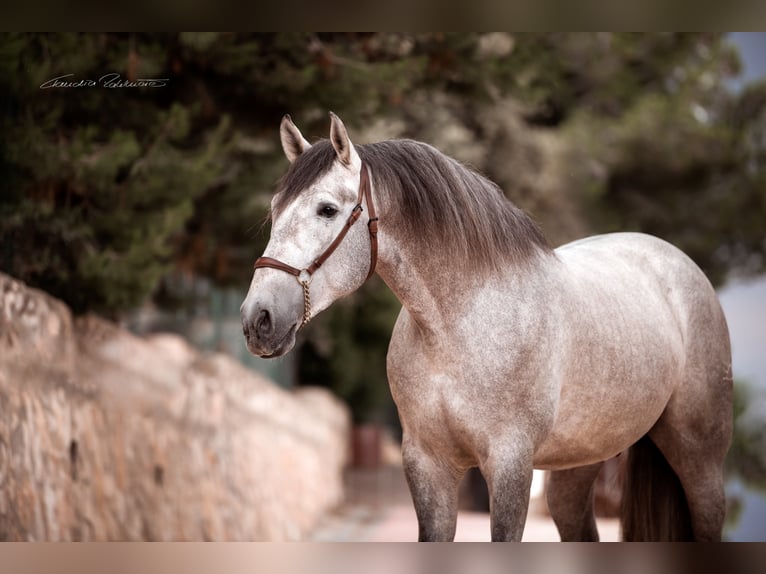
[309,465,620,542]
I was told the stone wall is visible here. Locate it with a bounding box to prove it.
[0,272,350,540]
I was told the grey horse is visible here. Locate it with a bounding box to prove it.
[241,113,732,541]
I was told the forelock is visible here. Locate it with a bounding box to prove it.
[272,140,337,217]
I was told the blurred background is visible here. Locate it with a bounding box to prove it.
[0,32,765,541]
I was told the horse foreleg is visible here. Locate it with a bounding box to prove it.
[546,462,603,541]
[402,437,463,542]
[481,439,534,541]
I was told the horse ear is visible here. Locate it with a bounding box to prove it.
[329,112,360,168]
[280,114,311,163]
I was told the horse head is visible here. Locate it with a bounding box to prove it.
[240,113,377,358]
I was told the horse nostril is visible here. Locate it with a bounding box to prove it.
[255,309,274,340]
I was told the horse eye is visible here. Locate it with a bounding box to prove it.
[318,204,338,218]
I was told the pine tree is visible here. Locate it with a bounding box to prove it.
[0,33,230,313]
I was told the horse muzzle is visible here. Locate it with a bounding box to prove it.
[241,305,299,358]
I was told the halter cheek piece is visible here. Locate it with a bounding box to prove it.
[253,163,378,328]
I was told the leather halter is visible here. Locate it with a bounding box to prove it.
[253,163,378,327]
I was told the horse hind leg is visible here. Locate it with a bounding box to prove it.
[620,434,694,541]
[645,300,733,541]
[546,462,603,541]
[625,363,731,541]
[647,408,730,541]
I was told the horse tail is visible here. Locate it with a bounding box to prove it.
[620,435,694,541]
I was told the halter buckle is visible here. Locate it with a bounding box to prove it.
[297,269,312,285]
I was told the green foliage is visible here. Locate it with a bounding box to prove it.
[726,381,766,491]
[0,34,230,313]
[561,35,766,285]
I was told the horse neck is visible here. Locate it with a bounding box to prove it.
[369,173,557,339]
[375,229,553,343]
[376,234,451,337]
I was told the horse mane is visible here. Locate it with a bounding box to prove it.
[273,138,552,274]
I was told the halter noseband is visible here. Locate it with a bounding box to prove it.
[253,163,378,328]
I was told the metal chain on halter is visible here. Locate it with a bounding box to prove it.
[298,276,312,327]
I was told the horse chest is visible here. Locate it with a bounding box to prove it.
[390,364,539,465]
[399,381,489,463]
[391,371,470,426]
